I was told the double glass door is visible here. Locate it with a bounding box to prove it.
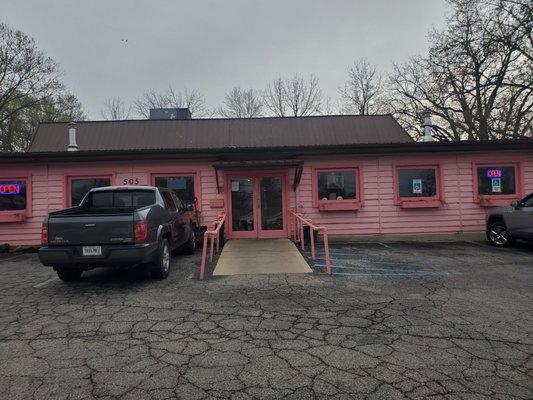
[229,174,285,238]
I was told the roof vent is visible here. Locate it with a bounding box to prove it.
[67,122,78,151]
[149,108,191,120]
[421,112,434,142]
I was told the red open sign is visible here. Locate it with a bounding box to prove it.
[0,184,21,194]
[486,169,502,178]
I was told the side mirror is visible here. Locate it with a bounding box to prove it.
[510,200,519,208]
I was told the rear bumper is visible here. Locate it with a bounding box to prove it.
[38,243,158,268]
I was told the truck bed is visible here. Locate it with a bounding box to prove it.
[47,207,137,246]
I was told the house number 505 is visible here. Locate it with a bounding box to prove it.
[123,178,139,185]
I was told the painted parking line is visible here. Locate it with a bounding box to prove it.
[312,262,449,276]
[33,276,59,288]
[330,271,447,277]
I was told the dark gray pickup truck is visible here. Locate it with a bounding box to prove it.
[39,186,198,281]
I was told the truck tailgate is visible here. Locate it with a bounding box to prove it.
[48,214,134,245]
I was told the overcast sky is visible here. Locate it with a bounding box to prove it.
[2,0,450,119]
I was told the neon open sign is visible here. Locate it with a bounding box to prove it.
[486,169,502,178]
[0,184,21,195]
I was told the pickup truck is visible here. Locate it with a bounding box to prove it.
[39,186,199,281]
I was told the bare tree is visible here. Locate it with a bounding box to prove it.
[100,97,130,120]
[262,74,324,117]
[389,0,532,140]
[338,59,384,115]
[263,77,286,116]
[133,86,208,118]
[218,87,263,118]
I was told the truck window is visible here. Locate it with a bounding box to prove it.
[161,191,177,211]
[170,192,185,210]
[89,190,155,208]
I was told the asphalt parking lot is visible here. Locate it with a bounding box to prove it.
[0,241,532,399]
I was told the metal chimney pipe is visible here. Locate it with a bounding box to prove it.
[67,122,79,151]
[421,112,434,142]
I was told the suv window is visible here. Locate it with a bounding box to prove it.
[161,190,177,211]
[520,194,533,207]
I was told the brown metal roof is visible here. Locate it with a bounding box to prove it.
[28,115,413,152]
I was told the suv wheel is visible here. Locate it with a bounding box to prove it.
[181,228,196,255]
[56,268,83,282]
[151,238,171,279]
[487,221,515,247]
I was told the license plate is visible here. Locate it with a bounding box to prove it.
[82,246,102,256]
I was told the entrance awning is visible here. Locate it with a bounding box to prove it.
[212,159,304,193]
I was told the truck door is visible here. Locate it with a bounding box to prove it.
[506,194,533,238]
[161,190,180,246]
[170,191,190,246]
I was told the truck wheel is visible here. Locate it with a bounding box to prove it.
[56,268,83,282]
[181,229,196,255]
[487,221,515,247]
[151,238,171,279]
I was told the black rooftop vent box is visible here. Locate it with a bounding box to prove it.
[149,108,191,120]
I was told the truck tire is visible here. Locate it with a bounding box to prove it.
[181,228,196,255]
[151,238,171,279]
[56,268,83,282]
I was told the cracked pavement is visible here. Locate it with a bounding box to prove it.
[0,241,532,399]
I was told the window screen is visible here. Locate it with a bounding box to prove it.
[71,178,110,206]
[0,181,27,211]
[398,168,437,198]
[317,171,356,201]
[155,176,195,204]
[477,166,516,195]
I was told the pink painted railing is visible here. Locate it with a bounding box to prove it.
[289,211,331,275]
[198,212,226,280]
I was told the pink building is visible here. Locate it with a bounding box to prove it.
[0,113,531,246]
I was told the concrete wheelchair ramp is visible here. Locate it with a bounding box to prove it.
[213,238,312,276]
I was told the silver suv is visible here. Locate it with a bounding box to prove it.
[486,193,533,247]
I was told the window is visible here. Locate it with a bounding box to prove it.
[0,180,27,211]
[477,166,516,196]
[519,194,533,208]
[313,168,361,211]
[317,171,356,201]
[70,177,111,206]
[393,165,442,208]
[170,191,185,210]
[161,191,177,211]
[154,176,195,205]
[89,190,155,209]
[398,168,437,198]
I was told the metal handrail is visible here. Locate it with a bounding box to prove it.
[289,210,331,275]
[198,212,226,280]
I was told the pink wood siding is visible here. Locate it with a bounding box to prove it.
[0,160,224,246]
[296,150,532,236]
[0,149,531,246]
